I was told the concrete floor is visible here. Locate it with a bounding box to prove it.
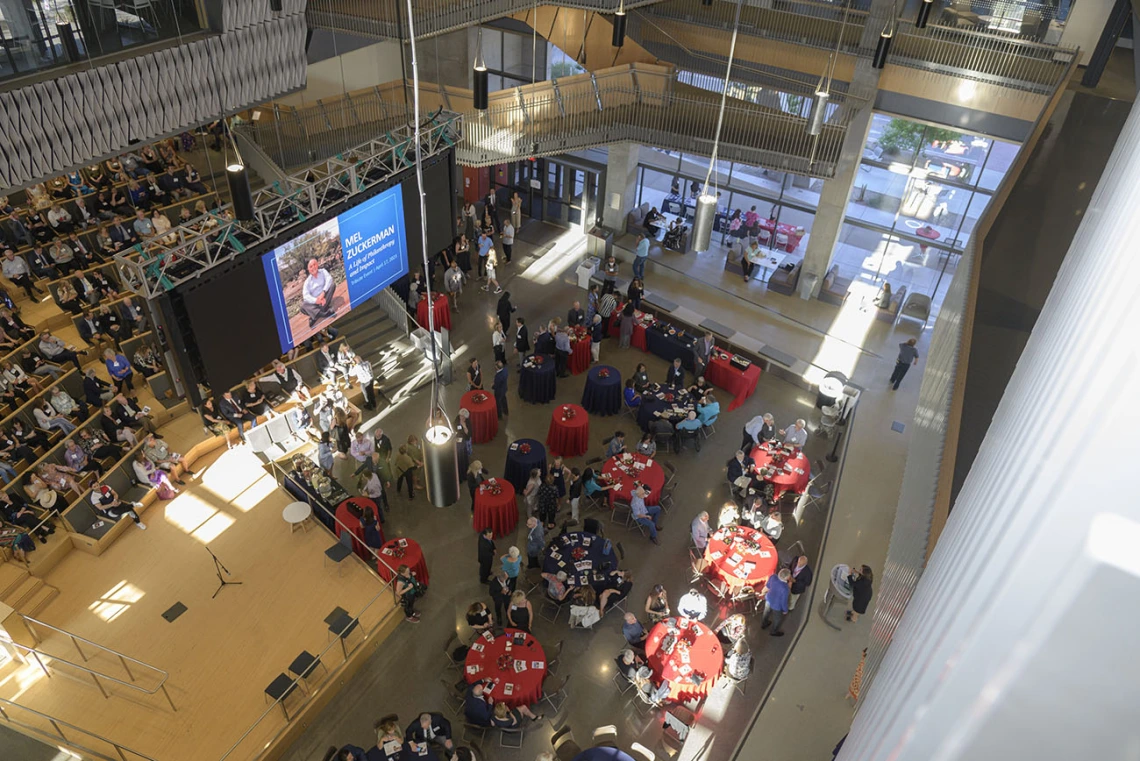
[277,217,923,761]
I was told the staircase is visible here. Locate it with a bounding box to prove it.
[0,562,59,619]
[332,298,434,404]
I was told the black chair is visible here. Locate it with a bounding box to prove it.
[324,540,353,574]
[264,673,300,720]
[541,673,570,713]
[327,610,359,657]
[287,650,326,693]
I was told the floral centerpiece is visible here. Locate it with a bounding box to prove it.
[562,406,577,420]
[519,442,532,455]
[534,355,545,365]
[470,392,487,403]
[597,368,610,379]
[497,654,513,670]
[482,481,503,495]
[571,546,588,562]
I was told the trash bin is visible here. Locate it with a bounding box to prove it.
[587,227,613,259]
[576,257,600,289]
[816,371,848,409]
[799,270,819,301]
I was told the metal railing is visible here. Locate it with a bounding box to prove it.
[238,64,846,176]
[0,695,158,761]
[17,614,175,709]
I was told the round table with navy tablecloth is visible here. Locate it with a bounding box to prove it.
[581,365,622,415]
[460,390,498,443]
[472,479,519,534]
[542,530,618,588]
[519,354,557,404]
[572,749,638,761]
[415,293,452,332]
[376,537,429,586]
[503,438,547,492]
[644,326,698,371]
[546,403,589,457]
[635,385,696,432]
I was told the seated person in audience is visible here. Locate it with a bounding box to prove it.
[371,720,405,761]
[687,375,710,400]
[0,449,16,483]
[96,303,130,343]
[0,327,18,351]
[78,427,125,463]
[66,232,95,267]
[2,211,32,248]
[714,614,747,646]
[665,358,685,390]
[132,208,155,238]
[727,449,754,489]
[103,157,127,183]
[39,461,84,494]
[492,702,524,729]
[0,308,32,340]
[0,490,52,541]
[133,451,181,492]
[464,681,542,727]
[28,244,58,279]
[112,393,157,436]
[143,434,191,475]
[3,359,42,395]
[21,349,64,381]
[723,639,752,682]
[79,309,113,353]
[1,426,37,464]
[781,418,808,448]
[622,612,648,648]
[761,509,783,543]
[740,493,768,527]
[85,163,111,190]
[126,180,152,211]
[92,190,115,220]
[675,410,703,449]
[39,331,86,370]
[48,239,78,274]
[47,203,74,235]
[645,584,670,622]
[119,295,146,331]
[581,466,616,502]
[623,379,641,408]
[644,206,664,236]
[541,571,572,602]
[635,432,656,457]
[89,270,119,300]
[133,344,162,377]
[596,569,634,616]
[261,360,308,402]
[605,431,626,458]
[25,210,53,243]
[200,397,231,438]
[72,197,95,230]
[615,648,647,682]
[466,601,494,633]
[314,341,342,383]
[89,479,146,530]
[101,403,138,446]
[34,402,76,434]
[157,166,191,199]
[152,209,174,244]
[220,390,256,440]
[234,381,270,419]
[177,206,194,226]
[107,214,137,248]
[183,163,208,194]
[11,419,48,452]
[73,272,98,305]
[64,439,102,475]
[0,373,25,408]
[83,368,114,405]
[2,250,43,299]
[24,472,58,509]
[138,145,164,174]
[104,349,134,393]
[405,712,454,754]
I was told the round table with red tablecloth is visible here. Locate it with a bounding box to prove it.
[472,478,519,534]
[334,497,380,562]
[464,628,547,708]
[416,293,452,332]
[376,537,429,586]
[460,390,499,444]
[568,334,592,375]
[546,403,589,457]
[644,618,723,702]
[704,351,762,412]
[600,453,665,507]
[704,524,778,591]
[748,442,811,500]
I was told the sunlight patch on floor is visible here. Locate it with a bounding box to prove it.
[88,581,145,623]
[808,279,882,382]
[519,229,587,286]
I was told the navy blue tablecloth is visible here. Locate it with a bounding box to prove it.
[542,531,618,588]
[636,385,696,431]
[503,438,547,492]
[645,327,698,371]
[519,355,557,404]
[573,748,638,761]
[581,365,622,416]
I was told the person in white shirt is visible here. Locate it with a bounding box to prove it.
[300,258,336,327]
[742,413,775,451]
[500,221,515,263]
[780,419,808,448]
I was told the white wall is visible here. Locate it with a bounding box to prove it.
[276,40,404,106]
[1059,0,1115,65]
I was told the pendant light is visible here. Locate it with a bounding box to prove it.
[473,25,488,111]
[915,0,934,29]
[612,0,627,48]
[691,0,744,253]
[872,21,894,69]
[270,0,282,11]
[407,0,460,507]
[807,89,829,137]
[224,126,255,222]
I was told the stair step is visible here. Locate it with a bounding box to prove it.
[20,584,59,619]
[0,562,29,599]
[337,310,392,334]
[5,576,43,611]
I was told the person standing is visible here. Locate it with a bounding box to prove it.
[759,568,791,636]
[489,570,513,623]
[477,527,496,584]
[513,317,530,370]
[590,314,605,364]
[845,564,874,622]
[525,516,544,568]
[394,445,418,500]
[492,320,507,365]
[890,338,919,390]
[691,510,710,550]
[633,234,650,281]
[510,191,522,230]
[788,554,813,610]
[496,291,515,337]
[553,327,571,378]
[466,358,483,391]
[492,359,509,419]
[665,358,685,390]
[477,232,492,279]
[500,220,515,264]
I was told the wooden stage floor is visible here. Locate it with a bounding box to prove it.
[0,414,397,761]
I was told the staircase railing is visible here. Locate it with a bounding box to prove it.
[0,696,157,761]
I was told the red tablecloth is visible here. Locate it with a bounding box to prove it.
[416,294,452,332]
[461,390,499,444]
[464,628,547,708]
[546,404,589,457]
[645,619,723,702]
[472,478,518,534]
[756,219,804,252]
[608,306,649,351]
[704,524,777,591]
[376,537,429,586]
[568,337,591,375]
[748,443,811,500]
[704,352,762,412]
[334,497,376,562]
[601,453,665,506]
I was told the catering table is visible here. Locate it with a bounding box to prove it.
[376,537,429,585]
[415,293,451,332]
[756,219,804,252]
[644,618,723,702]
[704,524,778,591]
[464,628,547,708]
[645,324,698,371]
[581,365,622,416]
[568,327,592,375]
[704,351,762,412]
[460,390,499,444]
[572,749,638,761]
[503,438,547,492]
[748,442,811,500]
[472,478,519,535]
[335,497,381,562]
[542,531,618,587]
[607,305,649,351]
[519,354,557,404]
[600,452,665,507]
[636,384,696,432]
[546,403,589,457]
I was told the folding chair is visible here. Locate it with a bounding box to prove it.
[701,417,718,438]
[611,499,633,526]
[546,639,564,673]
[631,742,656,761]
[612,671,633,695]
[442,632,464,672]
[498,725,525,749]
[662,460,678,487]
[541,673,571,712]
[538,595,566,624]
[688,549,707,584]
[439,677,465,716]
[592,725,618,746]
[658,485,676,512]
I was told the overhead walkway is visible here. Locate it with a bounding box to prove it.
[238,63,848,176]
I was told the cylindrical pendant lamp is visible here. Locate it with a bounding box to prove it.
[692,193,717,252]
[612,11,627,47]
[226,163,255,221]
[807,91,829,136]
[424,425,460,507]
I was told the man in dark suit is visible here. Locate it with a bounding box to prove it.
[78,309,112,354]
[464,682,495,727]
[27,245,57,279]
[489,570,512,623]
[513,317,530,369]
[220,390,256,441]
[477,527,496,584]
[405,712,454,753]
[788,554,813,611]
[726,450,755,495]
[695,332,715,377]
[492,359,509,419]
[665,357,685,389]
[83,368,113,405]
[314,342,339,382]
[107,216,137,248]
[2,212,31,248]
[566,300,585,327]
[157,166,191,199]
[534,325,555,356]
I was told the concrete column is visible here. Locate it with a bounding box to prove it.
[601,142,640,231]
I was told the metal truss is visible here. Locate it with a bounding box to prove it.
[112,111,463,299]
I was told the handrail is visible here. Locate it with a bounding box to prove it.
[18,613,170,691]
[4,637,177,711]
[0,695,158,761]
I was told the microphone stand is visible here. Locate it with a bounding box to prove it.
[206,545,242,599]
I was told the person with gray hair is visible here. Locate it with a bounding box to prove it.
[759,567,792,636]
[780,418,808,448]
[691,510,710,550]
[742,412,775,451]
